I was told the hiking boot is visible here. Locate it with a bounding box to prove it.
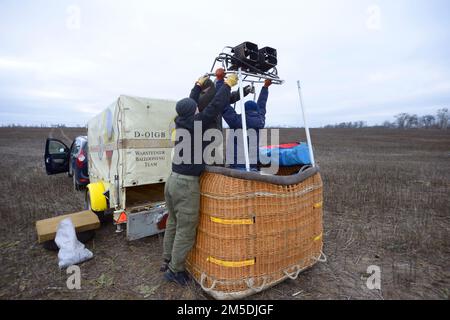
[164,269,190,286]
[160,259,170,272]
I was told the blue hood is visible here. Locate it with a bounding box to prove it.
[245,100,259,113]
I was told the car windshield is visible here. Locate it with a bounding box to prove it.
[81,140,88,154]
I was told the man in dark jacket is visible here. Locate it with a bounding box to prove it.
[194,68,253,166]
[197,68,254,132]
[161,73,238,285]
[222,79,271,169]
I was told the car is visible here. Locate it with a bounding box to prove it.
[44,136,89,190]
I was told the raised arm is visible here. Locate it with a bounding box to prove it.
[222,104,242,129]
[189,85,201,103]
[189,75,209,103]
[257,80,271,119]
[215,67,252,105]
[195,74,238,126]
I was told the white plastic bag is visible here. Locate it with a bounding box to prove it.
[55,218,93,269]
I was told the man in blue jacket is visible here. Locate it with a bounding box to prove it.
[161,73,238,285]
[222,79,272,169]
[194,68,254,166]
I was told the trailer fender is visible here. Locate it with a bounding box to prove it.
[86,182,108,212]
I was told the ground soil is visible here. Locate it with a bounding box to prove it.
[0,127,448,300]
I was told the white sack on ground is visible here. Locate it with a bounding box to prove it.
[55,218,93,268]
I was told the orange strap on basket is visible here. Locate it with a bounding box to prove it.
[207,256,255,268]
[313,201,323,209]
[210,216,254,225]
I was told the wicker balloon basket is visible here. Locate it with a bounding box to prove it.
[186,165,325,300]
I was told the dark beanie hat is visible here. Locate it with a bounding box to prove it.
[245,100,259,112]
[176,98,197,117]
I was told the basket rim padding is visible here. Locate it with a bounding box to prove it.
[204,165,320,186]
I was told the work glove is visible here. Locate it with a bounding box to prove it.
[264,79,272,88]
[196,75,209,88]
[225,73,238,88]
[215,68,225,81]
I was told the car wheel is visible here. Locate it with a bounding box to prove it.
[42,230,96,251]
[73,175,81,191]
[67,161,73,178]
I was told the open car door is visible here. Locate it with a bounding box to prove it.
[44,138,70,175]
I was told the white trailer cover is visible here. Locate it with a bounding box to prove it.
[88,95,177,190]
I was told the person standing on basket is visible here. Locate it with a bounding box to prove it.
[222,79,272,170]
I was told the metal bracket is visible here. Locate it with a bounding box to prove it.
[208,47,284,85]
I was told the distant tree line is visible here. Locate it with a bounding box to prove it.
[384,108,448,129]
[324,108,449,129]
[2,109,449,130]
[0,123,86,128]
[324,121,367,129]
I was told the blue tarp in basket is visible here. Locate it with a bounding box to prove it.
[259,142,311,166]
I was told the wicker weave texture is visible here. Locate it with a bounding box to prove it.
[186,169,323,299]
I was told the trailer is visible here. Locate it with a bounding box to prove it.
[84,95,176,240]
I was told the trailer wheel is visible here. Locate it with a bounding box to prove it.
[85,190,109,223]
[42,230,95,251]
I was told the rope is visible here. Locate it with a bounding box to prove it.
[244,277,269,293]
[191,251,326,294]
[314,251,327,263]
[200,273,217,292]
[201,260,319,292]
[283,265,302,280]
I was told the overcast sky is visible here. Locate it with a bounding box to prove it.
[0,0,449,127]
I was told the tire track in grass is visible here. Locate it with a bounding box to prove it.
[59,127,72,145]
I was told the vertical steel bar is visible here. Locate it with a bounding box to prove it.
[297,81,316,167]
[238,68,250,171]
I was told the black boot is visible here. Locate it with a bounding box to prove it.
[160,259,170,272]
[163,269,190,286]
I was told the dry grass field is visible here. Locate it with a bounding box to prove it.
[0,127,448,300]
